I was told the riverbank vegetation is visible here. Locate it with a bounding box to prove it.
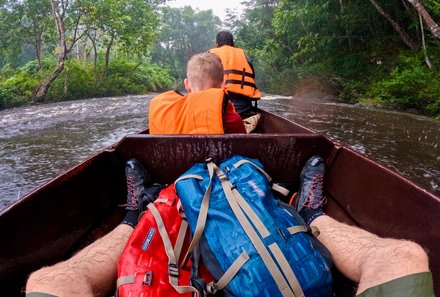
[0,0,176,109]
[1,0,440,119]
[229,0,440,119]
[0,57,173,107]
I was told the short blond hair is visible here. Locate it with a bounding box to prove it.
[186,53,224,91]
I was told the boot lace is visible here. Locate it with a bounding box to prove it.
[126,175,138,210]
[303,174,326,209]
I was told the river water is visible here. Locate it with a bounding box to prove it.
[1,94,439,211]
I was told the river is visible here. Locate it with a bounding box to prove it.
[1,93,439,211]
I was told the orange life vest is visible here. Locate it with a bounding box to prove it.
[210,46,261,99]
[149,88,226,134]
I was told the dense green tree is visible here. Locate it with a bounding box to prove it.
[229,0,280,91]
[151,6,222,84]
[1,0,174,109]
[240,0,437,82]
[33,0,162,102]
[228,0,440,116]
[0,0,54,68]
[235,0,278,52]
[34,0,86,102]
[79,0,161,79]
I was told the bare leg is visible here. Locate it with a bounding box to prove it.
[26,224,133,297]
[311,215,430,294]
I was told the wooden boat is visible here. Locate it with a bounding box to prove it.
[1,110,439,296]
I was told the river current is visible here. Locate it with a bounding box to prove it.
[1,94,439,211]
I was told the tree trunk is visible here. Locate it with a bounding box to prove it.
[339,0,353,52]
[35,33,43,70]
[103,34,115,79]
[338,0,346,11]
[34,0,68,103]
[92,42,98,81]
[419,12,432,68]
[368,0,419,50]
[82,39,88,66]
[130,62,143,80]
[34,1,84,102]
[34,59,65,102]
[407,0,440,39]
[32,21,44,71]
[86,31,98,81]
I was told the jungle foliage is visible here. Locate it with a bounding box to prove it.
[1,0,440,118]
[227,0,440,118]
[151,6,222,86]
[0,56,173,109]
[0,0,174,109]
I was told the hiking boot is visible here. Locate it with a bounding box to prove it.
[139,184,166,212]
[125,159,151,211]
[296,155,326,213]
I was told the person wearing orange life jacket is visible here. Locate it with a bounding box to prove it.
[149,52,246,134]
[210,31,261,116]
[25,54,245,297]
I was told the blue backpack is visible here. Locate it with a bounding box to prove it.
[175,156,333,297]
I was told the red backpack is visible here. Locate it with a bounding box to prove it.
[116,185,213,297]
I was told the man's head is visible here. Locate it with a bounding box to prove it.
[184,52,224,93]
[216,31,234,47]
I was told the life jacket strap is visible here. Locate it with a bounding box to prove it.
[224,69,255,78]
[225,79,257,89]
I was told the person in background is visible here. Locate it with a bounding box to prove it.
[210,31,261,116]
[149,52,246,134]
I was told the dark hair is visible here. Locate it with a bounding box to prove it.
[216,31,234,47]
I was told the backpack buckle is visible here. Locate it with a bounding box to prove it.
[168,263,179,277]
[217,172,228,182]
[207,282,219,294]
[143,271,153,286]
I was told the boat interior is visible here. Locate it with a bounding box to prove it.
[1,111,439,296]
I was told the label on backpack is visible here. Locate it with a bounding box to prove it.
[141,227,156,251]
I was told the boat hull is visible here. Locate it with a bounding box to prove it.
[1,112,439,296]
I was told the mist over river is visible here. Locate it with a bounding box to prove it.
[1,93,439,211]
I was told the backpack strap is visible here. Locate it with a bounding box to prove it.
[288,225,320,237]
[206,251,250,294]
[175,174,204,184]
[147,203,200,296]
[190,245,207,295]
[233,159,290,196]
[212,162,304,297]
[272,183,290,196]
[233,185,271,238]
[116,275,135,296]
[175,162,215,268]
[176,199,187,220]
